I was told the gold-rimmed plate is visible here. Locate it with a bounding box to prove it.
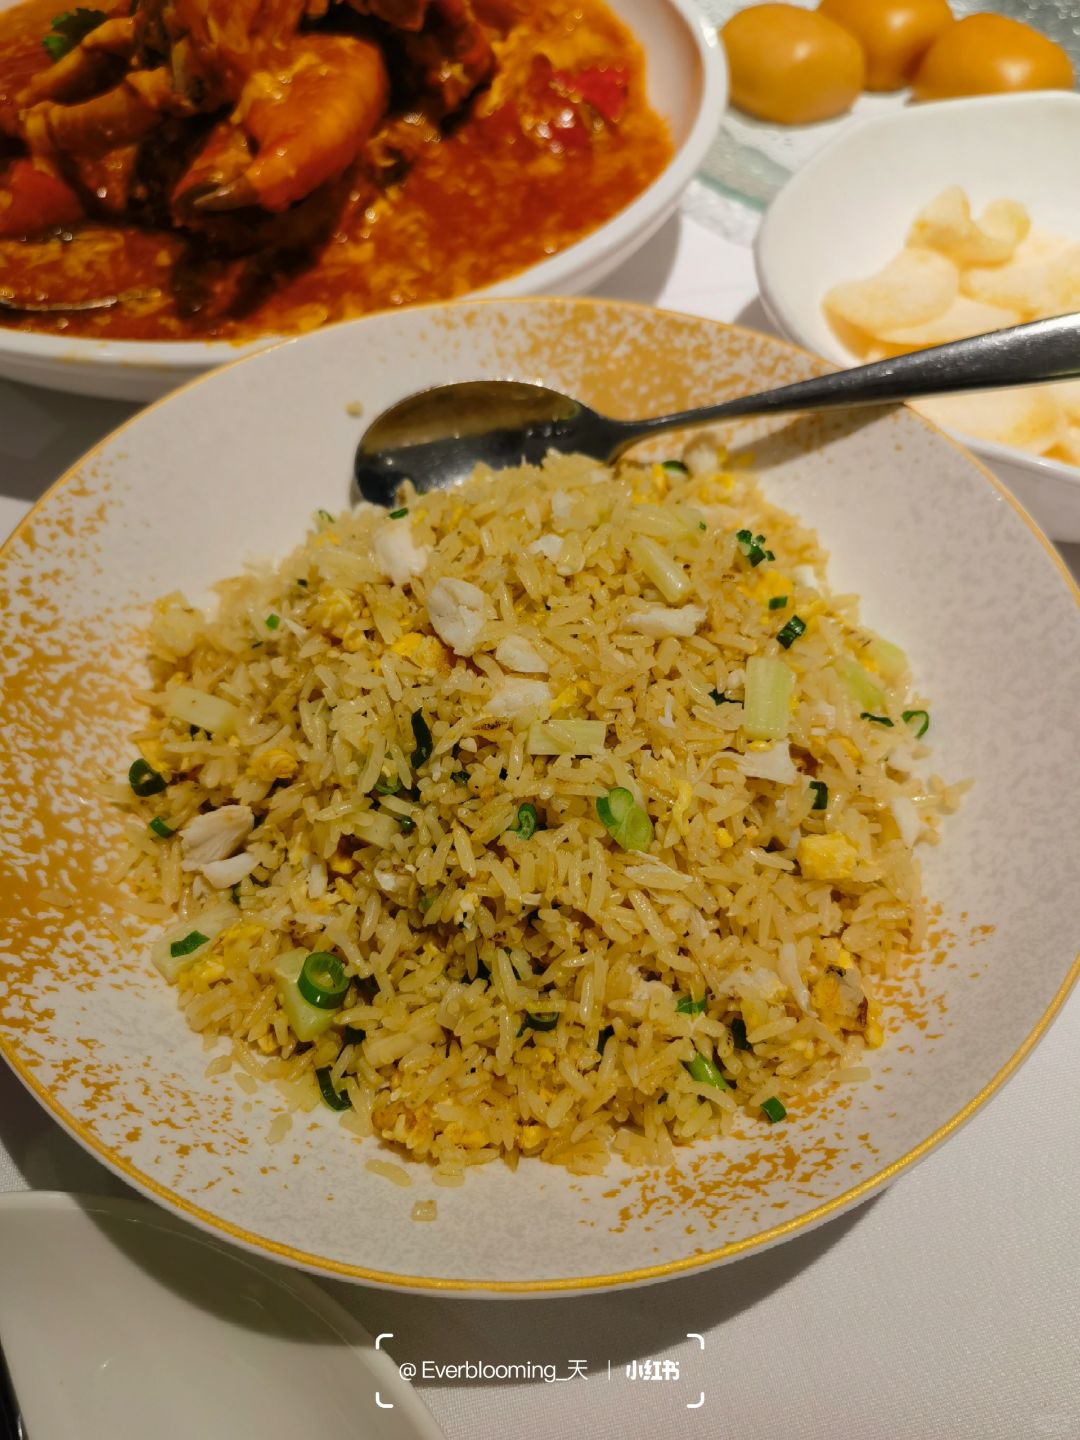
[1,297,1077,1293]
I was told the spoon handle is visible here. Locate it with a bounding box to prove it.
[612,311,1080,452]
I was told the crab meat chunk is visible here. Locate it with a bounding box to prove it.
[528,533,564,562]
[372,521,430,588]
[487,679,551,719]
[427,577,493,656]
[200,852,258,889]
[625,603,706,638]
[495,636,548,674]
[180,805,255,870]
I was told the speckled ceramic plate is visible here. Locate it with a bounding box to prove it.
[1,298,1077,1295]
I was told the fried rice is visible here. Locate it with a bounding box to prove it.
[117,440,960,1178]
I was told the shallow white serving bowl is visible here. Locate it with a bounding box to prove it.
[0,297,1077,1295]
[754,92,1080,542]
[0,0,725,403]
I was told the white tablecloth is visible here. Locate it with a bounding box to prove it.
[2,189,1078,1440]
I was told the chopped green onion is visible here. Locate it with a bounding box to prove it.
[128,758,166,797]
[902,709,930,738]
[743,655,794,740]
[148,816,175,839]
[522,1011,559,1032]
[169,929,208,959]
[419,893,437,913]
[315,1067,352,1111]
[510,803,538,840]
[42,9,106,62]
[410,710,433,768]
[272,949,336,1041]
[709,688,736,706]
[598,1024,614,1054]
[297,952,349,1010]
[316,508,335,528]
[768,595,789,610]
[761,1097,787,1124]
[451,770,470,784]
[861,712,894,727]
[776,615,806,649]
[265,614,280,630]
[596,787,653,852]
[677,995,706,1015]
[731,1017,751,1051]
[661,460,688,475]
[736,528,769,567]
[388,507,408,519]
[397,816,415,834]
[698,521,707,532]
[685,1052,728,1090]
[373,774,402,795]
[342,1024,366,1046]
[809,780,828,811]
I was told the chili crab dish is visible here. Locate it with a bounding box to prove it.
[0,0,672,340]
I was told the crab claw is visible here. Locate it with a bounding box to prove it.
[17,16,137,109]
[174,34,389,215]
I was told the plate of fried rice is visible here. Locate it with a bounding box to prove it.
[1,298,1077,1293]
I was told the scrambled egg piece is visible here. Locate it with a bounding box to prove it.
[248,748,298,781]
[390,631,450,675]
[551,679,593,713]
[815,938,853,971]
[341,624,370,653]
[740,997,769,1034]
[518,1123,547,1151]
[310,587,356,634]
[138,737,170,775]
[797,833,859,881]
[754,569,792,605]
[671,780,694,839]
[715,827,735,850]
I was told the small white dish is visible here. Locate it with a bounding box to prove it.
[754,91,1080,542]
[0,0,725,403]
[0,1191,444,1440]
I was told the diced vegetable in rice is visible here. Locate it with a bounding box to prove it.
[123,443,952,1180]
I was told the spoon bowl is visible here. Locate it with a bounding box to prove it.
[354,311,1080,506]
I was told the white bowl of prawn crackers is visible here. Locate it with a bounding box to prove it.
[755,92,1080,542]
[0,0,724,403]
[1,296,1078,1295]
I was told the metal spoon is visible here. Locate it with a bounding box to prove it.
[0,288,153,314]
[354,310,1080,506]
